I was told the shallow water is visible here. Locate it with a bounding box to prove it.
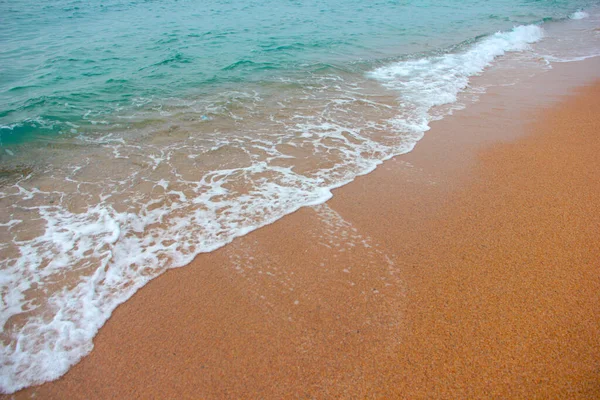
[1,0,600,393]
[2,0,598,144]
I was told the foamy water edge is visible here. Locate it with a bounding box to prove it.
[2,20,595,393]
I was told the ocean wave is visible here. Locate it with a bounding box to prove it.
[369,25,544,132]
[222,60,279,71]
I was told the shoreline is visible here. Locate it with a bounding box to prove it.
[9,57,600,398]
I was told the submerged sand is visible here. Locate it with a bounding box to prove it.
[9,60,600,398]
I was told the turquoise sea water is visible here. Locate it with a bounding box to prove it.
[1,0,598,145]
[1,0,600,393]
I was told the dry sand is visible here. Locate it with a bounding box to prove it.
[9,61,600,398]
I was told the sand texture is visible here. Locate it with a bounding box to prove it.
[8,64,600,398]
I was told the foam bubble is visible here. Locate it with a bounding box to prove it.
[569,11,589,20]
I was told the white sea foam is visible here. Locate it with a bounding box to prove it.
[569,10,589,20]
[0,24,552,394]
[543,53,600,63]
[532,7,600,64]
[370,25,544,132]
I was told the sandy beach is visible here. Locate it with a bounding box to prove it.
[8,58,600,398]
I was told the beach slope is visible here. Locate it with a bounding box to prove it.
[10,72,600,398]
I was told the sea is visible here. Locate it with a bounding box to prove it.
[1,0,599,393]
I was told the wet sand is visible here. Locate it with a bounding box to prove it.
[9,60,600,398]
